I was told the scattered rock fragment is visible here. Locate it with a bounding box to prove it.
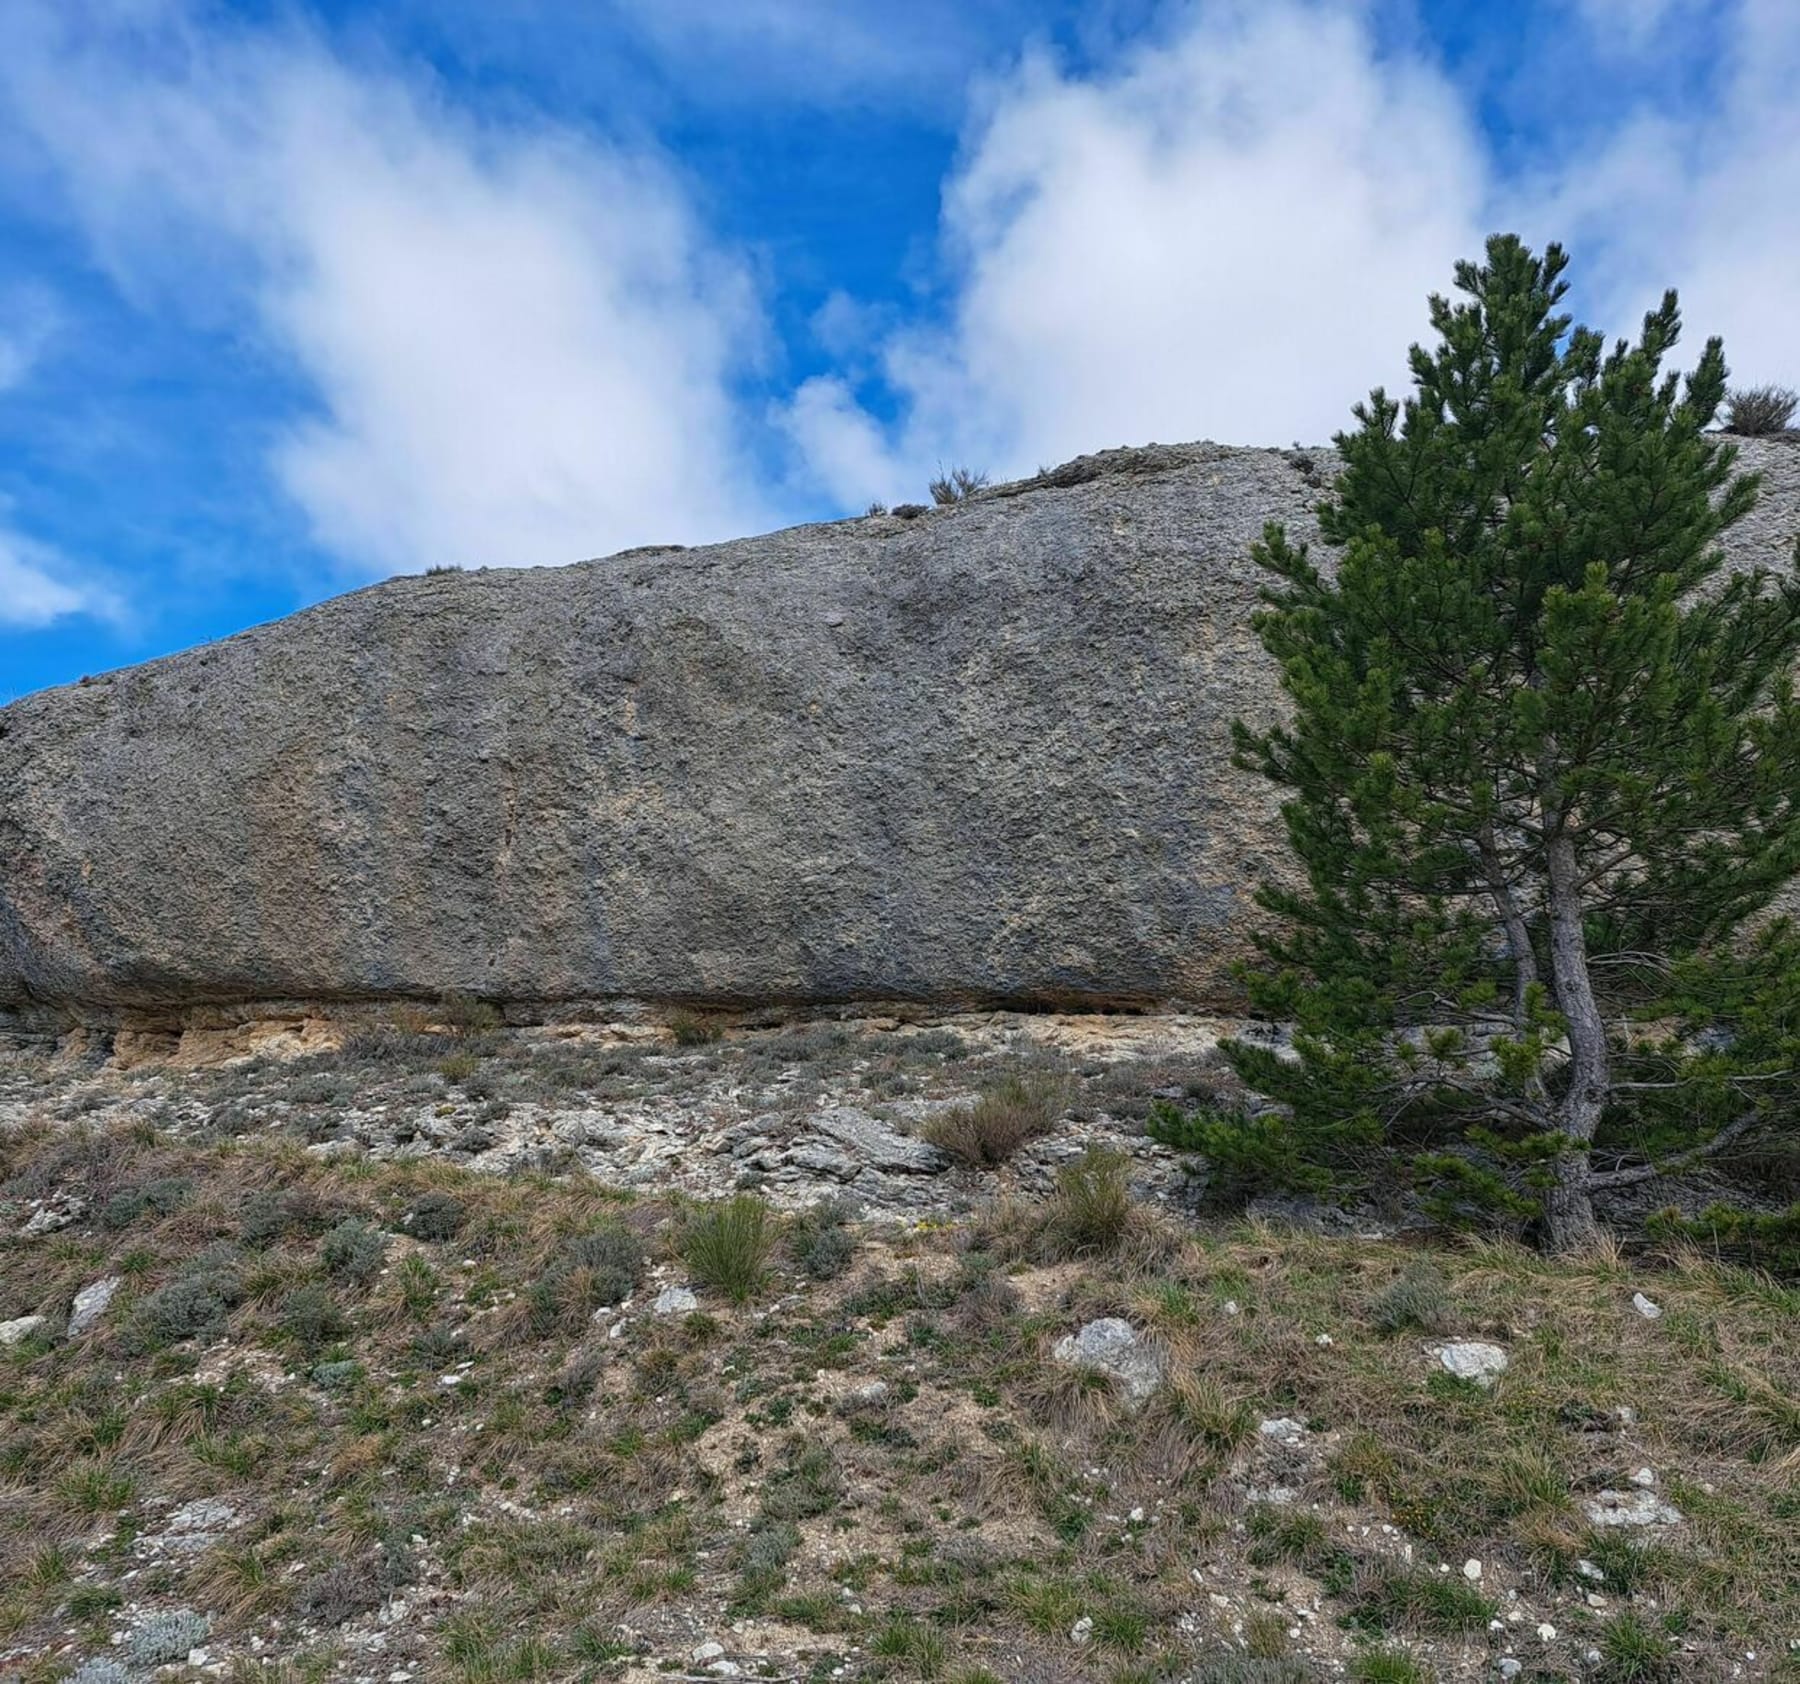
[1632,1292,1663,1319]
[783,1141,863,1181]
[19,1195,85,1237]
[68,1275,122,1337]
[653,1286,699,1316]
[1052,1317,1166,1402]
[139,1498,241,1556]
[1584,1489,1684,1527]
[1258,1417,1308,1446]
[1433,1341,1508,1386]
[0,1314,47,1346]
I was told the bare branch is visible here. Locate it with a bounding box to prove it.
[1587,1112,1766,1189]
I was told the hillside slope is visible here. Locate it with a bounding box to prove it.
[1,1011,1795,1682]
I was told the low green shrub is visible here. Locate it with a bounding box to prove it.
[101,1177,191,1229]
[528,1224,645,1333]
[1646,1201,1800,1277]
[1190,1659,1316,1683]
[437,1051,480,1084]
[240,1187,335,1249]
[1594,1611,1680,1682]
[789,1196,858,1280]
[404,1191,466,1242]
[667,1008,723,1047]
[729,1519,799,1613]
[928,465,989,504]
[1366,1265,1452,1334]
[1351,1652,1431,1684]
[1725,384,1798,435]
[125,1610,210,1667]
[320,1218,387,1285]
[1344,1562,1495,1634]
[68,1661,132,1684]
[437,991,502,1034]
[277,1283,351,1352]
[124,1246,246,1350]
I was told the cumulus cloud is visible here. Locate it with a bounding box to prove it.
[778,1,1488,509]
[1,5,779,578]
[2,0,1792,604]
[0,522,121,629]
[1529,0,1800,394]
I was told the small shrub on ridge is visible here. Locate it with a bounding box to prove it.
[1725,384,1798,435]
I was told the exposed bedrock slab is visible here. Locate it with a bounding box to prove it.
[2,438,1796,1014]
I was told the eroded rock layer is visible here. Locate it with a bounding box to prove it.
[2,438,1795,1014]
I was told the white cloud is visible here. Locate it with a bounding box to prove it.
[598,0,1036,108]
[1566,0,1711,54]
[1,5,781,578]
[0,284,59,392]
[1529,0,1800,394]
[0,524,120,629]
[0,333,36,393]
[778,1,1487,509]
[3,0,1792,598]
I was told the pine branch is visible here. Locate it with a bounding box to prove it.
[1586,1112,1765,1189]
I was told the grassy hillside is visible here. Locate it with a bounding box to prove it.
[2,1106,1795,1684]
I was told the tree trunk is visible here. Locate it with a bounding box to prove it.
[1542,828,1611,1253]
[1544,1153,1604,1252]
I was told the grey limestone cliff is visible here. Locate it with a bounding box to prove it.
[2,437,1796,1017]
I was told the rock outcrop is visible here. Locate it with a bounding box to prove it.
[2,437,1796,1017]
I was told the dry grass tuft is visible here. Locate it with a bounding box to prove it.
[923,1070,1068,1166]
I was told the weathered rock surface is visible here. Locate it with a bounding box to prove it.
[1052,1316,1166,1401]
[1583,1489,1684,1528]
[0,1314,48,1346]
[68,1274,122,1336]
[2,437,1795,1016]
[1433,1341,1510,1386]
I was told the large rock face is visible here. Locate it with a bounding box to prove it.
[2,438,1796,1017]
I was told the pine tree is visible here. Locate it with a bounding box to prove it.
[1154,235,1800,1252]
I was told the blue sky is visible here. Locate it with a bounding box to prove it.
[1,0,1796,700]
